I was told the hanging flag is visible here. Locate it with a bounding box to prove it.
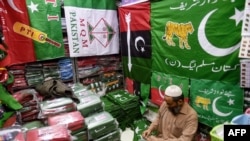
[63,0,119,57]
[151,0,244,83]
[25,0,65,60]
[190,79,244,127]
[119,1,152,84]
[150,71,189,106]
[0,0,36,66]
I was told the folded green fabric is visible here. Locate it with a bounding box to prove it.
[0,85,22,110]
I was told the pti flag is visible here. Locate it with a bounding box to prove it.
[25,0,65,60]
[151,0,244,83]
[190,79,244,127]
[0,0,36,66]
[63,0,119,57]
[150,71,189,106]
[119,1,152,84]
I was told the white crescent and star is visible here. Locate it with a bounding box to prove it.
[212,96,233,117]
[135,36,145,52]
[198,8,242,57]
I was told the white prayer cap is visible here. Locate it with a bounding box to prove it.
[164,85,182,97]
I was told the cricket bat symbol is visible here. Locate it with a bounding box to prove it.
[13,22,61,48]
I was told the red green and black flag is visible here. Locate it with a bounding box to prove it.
[118,1,151,84]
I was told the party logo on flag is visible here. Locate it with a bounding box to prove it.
[190,79,244,127]
[25,0,65,60]
[151,0,244,83]
[64,0,119,57]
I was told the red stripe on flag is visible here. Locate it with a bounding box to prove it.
[118,1,150,32]
[151,88,164,106]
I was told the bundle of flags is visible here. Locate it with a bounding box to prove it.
[12,89,43,123]
[105,89,142,129]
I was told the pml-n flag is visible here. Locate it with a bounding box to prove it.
[64,0,119,57]
[151,0,244,83]
[190,79,244,127]
[119,1,152,84]
[151,71,189,106]
[25,0,65,60]
[0,0,36,66]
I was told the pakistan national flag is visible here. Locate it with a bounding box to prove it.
[119,1,152,84]
[26,0,65,60]
[151,0,244,83]
[190,79,244,127]
[63,0,119,57]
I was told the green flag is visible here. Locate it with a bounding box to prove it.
[151,0,244,83]
[190,79,244,127]
[26,0,65,60]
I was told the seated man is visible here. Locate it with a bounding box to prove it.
[142,85,198,141]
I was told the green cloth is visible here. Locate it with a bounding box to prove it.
[0,85,22,110]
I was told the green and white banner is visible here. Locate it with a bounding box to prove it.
[151,0,244,83]
[190,79,244,127]
[64,0,119,57]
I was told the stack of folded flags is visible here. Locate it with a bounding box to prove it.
[39,97,77,119]
[97,55,122,72]
[0,125,25,141]
[25,63,44,86]
[42,62,60,79]
[58,58,73,81]
[21,120,45,132]
[105,89,142,130]
[76,93,104,117]
[85,111,120,140]
[78,65,101,78]
[47,111,87,141]
[12,89,43,123]
[8,65,28,89]
[26,125,72,141]
[72,84,104,118]
[100,96,125,123]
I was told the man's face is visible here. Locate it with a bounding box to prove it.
[164,96,182,115]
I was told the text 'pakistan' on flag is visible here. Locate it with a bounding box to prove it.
[63,0,119,57]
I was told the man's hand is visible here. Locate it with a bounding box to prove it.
[145,135,161,141]
[142,129,151,139]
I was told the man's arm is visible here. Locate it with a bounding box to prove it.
[147,112,198,141]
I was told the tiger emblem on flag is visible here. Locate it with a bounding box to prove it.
[162,21,194,49]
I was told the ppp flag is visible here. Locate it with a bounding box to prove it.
[64,0,119,57]
[119,1,152,84]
